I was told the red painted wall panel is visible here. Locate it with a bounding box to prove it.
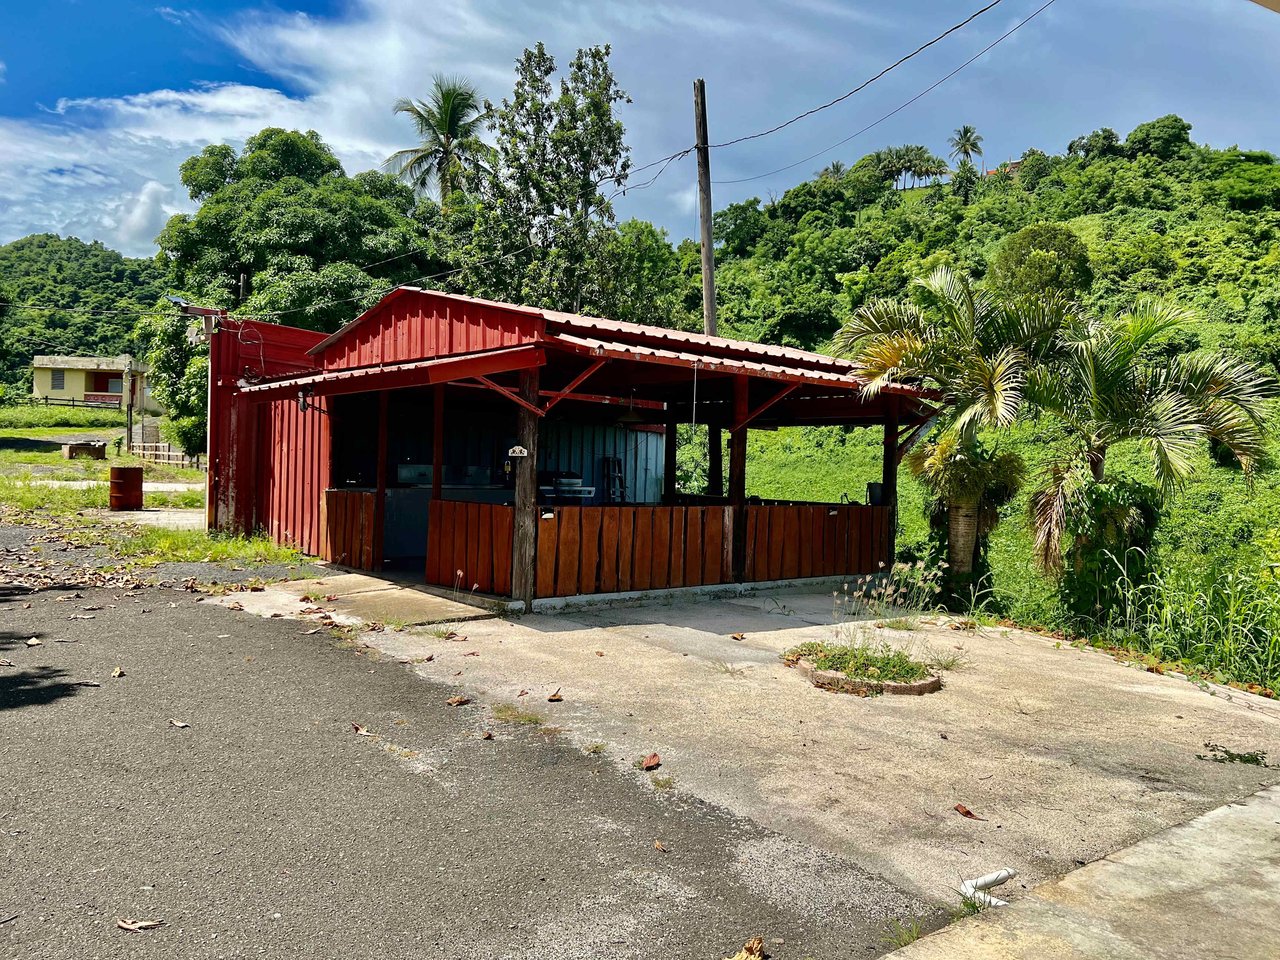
[208,319,329,554]
[318,291,541,371]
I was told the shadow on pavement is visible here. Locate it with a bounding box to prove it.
[0,665,82,710]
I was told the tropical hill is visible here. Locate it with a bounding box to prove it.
[0,233,166,386]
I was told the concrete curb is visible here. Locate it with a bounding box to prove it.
[791,659,943,696]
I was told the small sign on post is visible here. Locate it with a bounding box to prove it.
[508,445,529,458]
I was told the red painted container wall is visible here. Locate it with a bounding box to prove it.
[317,292,541,371]
[209,319,329,553]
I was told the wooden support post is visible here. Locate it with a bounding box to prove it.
[663,411,679,504]
[373,391,388,570]
[882,396,899,565]
[431,384,444,501]
[511,368,541,611]
[881,396,899,506]
[729,375,749,581]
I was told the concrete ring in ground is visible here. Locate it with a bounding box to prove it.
[790,658,943,696]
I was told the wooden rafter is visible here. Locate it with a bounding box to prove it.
[472,375,546,417]
[542,359,607,412]
[731,383,799,432]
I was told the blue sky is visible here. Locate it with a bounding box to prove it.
[2,0,1280,257]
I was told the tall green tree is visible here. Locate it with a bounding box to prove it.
[988,223,1093,299]
[1026,302,1278,572]
[948,125,984,166]
[459,43,631,313]
[384,75,490,205]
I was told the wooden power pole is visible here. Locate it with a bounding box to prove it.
[694,78,723,495]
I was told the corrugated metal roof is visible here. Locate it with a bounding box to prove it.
[542,311,854,373]
[289,287,932,401]
[548,332,865,388]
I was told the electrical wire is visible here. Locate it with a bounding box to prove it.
[713,0,1059,186]
[0,301,172,317]
[708,0,1007,149]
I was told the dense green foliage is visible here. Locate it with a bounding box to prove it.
[0,234,165,385]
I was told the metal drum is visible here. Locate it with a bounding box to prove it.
[108,466,144,511]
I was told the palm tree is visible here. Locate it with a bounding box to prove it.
[948,125,984,167]
[832,265,1069,438]
[834,267,1067,586]
[818,160,847,180]
[384,75,489,204]
[1025,301,1278,573]
[908,435,1025,578]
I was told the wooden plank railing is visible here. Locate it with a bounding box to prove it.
[535,505,732,599]
[744,504,892,582]
[321,489,378,570]
[426,500,514,596]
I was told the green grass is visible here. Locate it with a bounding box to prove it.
[492,704,545,726]
[102,527,299,567]
[881,919,924,948]
[1094,561,1280,697]
[783,638,933,683]
[0,406,127,429]
[0,477,202,512]
[0,426,123,440]
[0,445,205,484]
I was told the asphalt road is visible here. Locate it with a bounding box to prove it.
[0,523,929,960]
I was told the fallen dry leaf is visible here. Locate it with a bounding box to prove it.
[594,650,605,657]
[111,666,125,679]
[641,753,662,771]
[954,803,987,821]
[304,628,322,635]
[653,839,668,853]
[517,689,529,697]
[168,719,190,729]
[547,688,564,703]
[25,637,42,647]
[324,594,338,602]
[463,651,479,657]
[480,731,494,740]
[51,638,76,643]
[116,918,165,932]
[731,633,746,642]
[446,696,472,707]
[0,659,13,667]
[724,937,764,960]
[67,614,95,620]
[351,723,374,736]
[227,602,244,611]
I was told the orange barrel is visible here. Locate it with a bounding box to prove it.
[109,466,144,511]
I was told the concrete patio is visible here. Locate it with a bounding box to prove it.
[341,589,1280,904]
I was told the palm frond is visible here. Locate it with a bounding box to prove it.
[1029,458,1089,575]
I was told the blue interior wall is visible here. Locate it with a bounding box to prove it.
[538,420,664,504]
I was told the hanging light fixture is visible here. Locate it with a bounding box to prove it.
[616,389,646,425]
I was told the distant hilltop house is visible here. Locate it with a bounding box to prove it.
[986,160,1022,177]
[31,355,162,413]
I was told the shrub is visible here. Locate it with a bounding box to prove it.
[782,638,932,683]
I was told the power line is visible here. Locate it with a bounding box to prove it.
[0,301,173,318]
[714,0,1059,186]
[708,0,1008,150]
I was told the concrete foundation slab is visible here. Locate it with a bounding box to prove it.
[888,785,1280,959]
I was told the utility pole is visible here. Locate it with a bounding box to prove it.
[694,78,723,496]
[123,355,134,453]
